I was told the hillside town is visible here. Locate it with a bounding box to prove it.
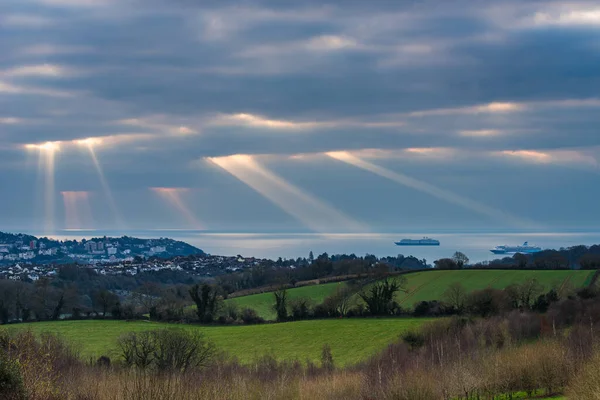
[0,252,266,282]
[0,231,202,265]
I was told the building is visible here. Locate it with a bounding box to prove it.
[39,249,56,256]
[30,240,37,249]
[151,246,167,254]
[85,241,98,253]
[107,247,117,256]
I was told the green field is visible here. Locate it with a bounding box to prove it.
[229,270,594,320]
[6,318,431,366]
[228,282,344,320]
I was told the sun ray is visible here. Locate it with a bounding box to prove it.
[75,138,125,228]
[207,154,365,232]
[24,142,61,234]
[150,187,204,229]
[326,151,539,229]
[61,191,94,229]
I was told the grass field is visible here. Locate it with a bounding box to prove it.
[5,318,432,366]
[228,282,343,320]
[229,269,594,320]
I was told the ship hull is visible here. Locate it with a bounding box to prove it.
[490,249,542,255]
[395,242,440,246]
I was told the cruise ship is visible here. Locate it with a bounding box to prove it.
[490,242,542,255]
[395,237,440,246]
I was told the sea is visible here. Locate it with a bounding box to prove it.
[23,230,600,265]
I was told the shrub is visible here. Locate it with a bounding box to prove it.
[321,344,334,371]
[240,308,264,324]
[289,297,313,320]
[567,349,600,399]
[401,331,425,350]
[96,355,111,368]
[0,354,26,400]
[118,328,215,372]
[359,278,405,316]
[223,302,239,320]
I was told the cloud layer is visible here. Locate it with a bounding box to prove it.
[1,0,599,232]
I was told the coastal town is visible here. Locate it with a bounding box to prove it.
[0,231,269,281]
[0,231,202,265]
[0,253,266,282]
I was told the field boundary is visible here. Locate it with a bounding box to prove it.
[587,270,600,287]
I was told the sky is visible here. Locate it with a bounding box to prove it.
[1,0,600,234]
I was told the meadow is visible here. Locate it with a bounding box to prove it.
[7,317,432,366]
[228,269,594,320]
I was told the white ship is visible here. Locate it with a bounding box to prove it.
[490,242,542,255]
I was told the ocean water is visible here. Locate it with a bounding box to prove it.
[27,230,600,264]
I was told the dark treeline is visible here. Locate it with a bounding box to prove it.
[216,252,426,295]
[469,244,600,270]
[0,269,196,324]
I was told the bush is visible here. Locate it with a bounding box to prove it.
[240,308,264,324]
[118,328,215,372]
[567,349,600,399]
[413,300,445,317]
[401,331,425,350]
[223,302,239,320]
[321,344,334,371]
[289,297,313,320]
[0,354,26,400]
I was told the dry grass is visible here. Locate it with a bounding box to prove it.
[4,313,600,400]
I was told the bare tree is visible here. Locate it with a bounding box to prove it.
[118,328,214,372]
[132,282,161,314]
[442,282,467,313]
[452,252,469,268]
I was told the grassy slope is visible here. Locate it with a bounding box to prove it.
[229,282,345,320]
[6,318,431,367]
[229,270,594,320]
[396,269,591,306]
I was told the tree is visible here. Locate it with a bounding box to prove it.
[31,278,53,320]
[324,284,357,317]
[51,293,64,320]
[442,282,467,313]
[467,288,509,317]
[189,283,220,323]
[0,281,16,323]
[273,289,288,322]
[359,277,406,315]
[132,282,160,314]
[517,278,544,310]
[434,258,459,270]
[579,254,600,270]
[452,252,469,268]
[93,290,119,317]
[513,253,529,269]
